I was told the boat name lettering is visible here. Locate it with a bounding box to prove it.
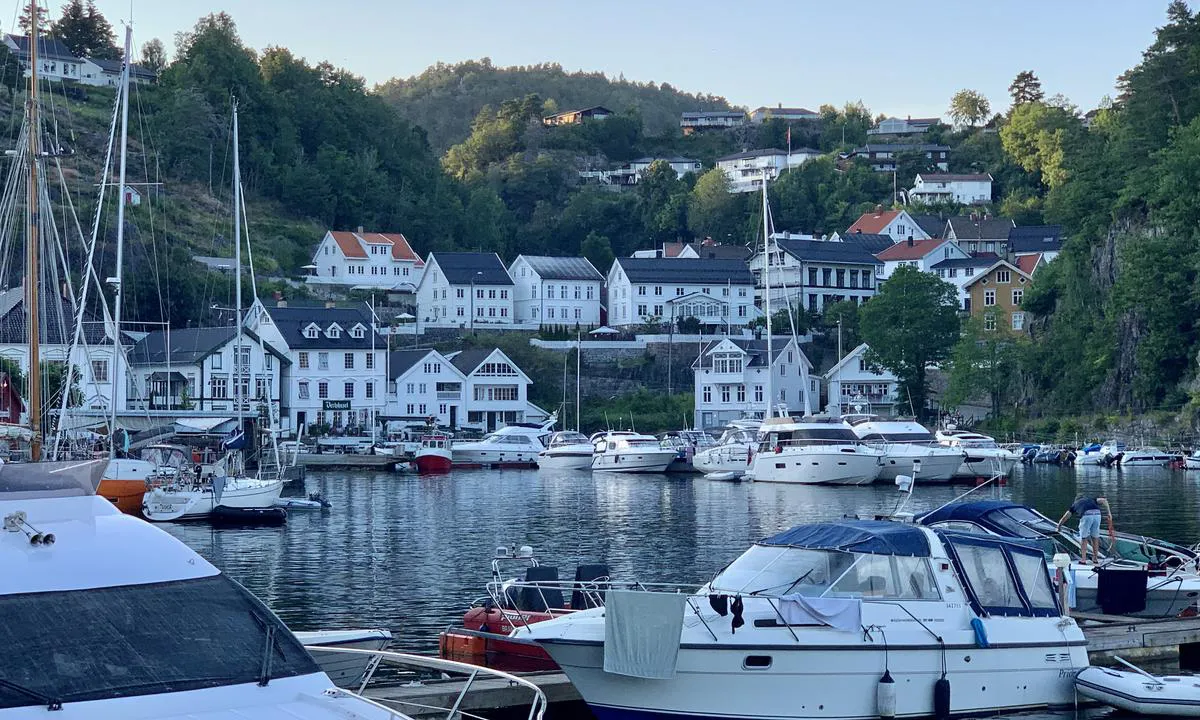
[322,400,352,410]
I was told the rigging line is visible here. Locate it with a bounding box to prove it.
[240,177,257,301]
[129,66,167,327]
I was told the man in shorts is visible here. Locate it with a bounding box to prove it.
[1056,496,1114,565]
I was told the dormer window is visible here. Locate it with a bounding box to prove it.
[326,323,342,339]
[350,324,366,339]
[303,323,320,339]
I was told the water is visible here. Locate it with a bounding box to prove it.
[161,463,1200,654]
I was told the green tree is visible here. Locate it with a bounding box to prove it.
[686,168,739,241]
[17,2,49,35]
[1000,101,1080,188]
[581,231,615,275]
[945,316,1022,419]
[822,300,861,351]
[859,266,960,418]
[1008,70,1045,107]
[949,89,991,128]
[52,0,119,59]
[0,44,23,91]
[140,37,166,75]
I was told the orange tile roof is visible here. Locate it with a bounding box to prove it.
[848,210,899,235]
[330,231,367,259]
[1015,253,1042,276]
[875,238,943,261]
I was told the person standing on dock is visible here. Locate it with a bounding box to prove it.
[1056,496,1115,565]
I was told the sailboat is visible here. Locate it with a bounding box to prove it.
[141,98,283,521]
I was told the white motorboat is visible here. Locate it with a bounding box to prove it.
[692,420,759,475]
[538,431,595,470]
[842,415,964,483]
[658,430,716,473]
[1075,441,1126,466]
[517,519,1086,720]
[1121,447,1177,467]
[935,429,1020,478]
[590,432,678,473]
[142,472,285,521]
[452,417,555,468]
[919,500,1200,618]
[1076,664,1200,716]
[297,629,393,689]
[1185,451,1200,471]
[747,417,883,485]
[0,458,543,718]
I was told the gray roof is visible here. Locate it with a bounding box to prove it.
[448,349,494,375]
[515,256,603,281]
[717,148,788,161]
[5,34,77,62]
[775,239,883,265]
[1007,225,1063,253]
[614,257,755,285]
[698,339,787,368]
[909,214,946,238]
[929,254,999,270]
[389,349,440,380]
[850,144,951,154]
[841,233,894,253]
[89,57,157,79]
[632,156,700,165]
[0,285,108,345]
[128,327,287,366]
[678,242,753,261]
[193,255,235,271]
[681,111,745,119]
[430,252,513,286]
[917,173,991,182]
[947,216,1015,241]
[262,303,383,350]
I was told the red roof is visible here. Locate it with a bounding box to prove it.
[848,210,899,235]
[330,231,367,259]
[663,242,686,258]
[1015,253,1042,276]
[875,238,943,261]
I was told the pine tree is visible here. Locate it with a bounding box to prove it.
[1008,70,1044,107]
[51,0,119,59]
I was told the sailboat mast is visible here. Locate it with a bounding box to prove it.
[232,98,243,438]
[575,329,581,432]
[26,2,42,460]
[108,25,132,458]
[761,171,771,420]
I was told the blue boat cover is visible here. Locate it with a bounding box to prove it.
[917,500,1025,526]
[760,520,930,557]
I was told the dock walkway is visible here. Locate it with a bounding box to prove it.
[364,671,577,718]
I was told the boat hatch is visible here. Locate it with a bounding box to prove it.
[938,531,1060,618]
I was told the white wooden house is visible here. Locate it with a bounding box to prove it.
[415,252,515,330]
[508,256,603,326]
[823,343,900,416]
[305,229,425,292]
[606,257,757,329]
[692,337,815,429]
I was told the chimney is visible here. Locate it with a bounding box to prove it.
[655,249,664,258]
[356,225,364,234]
[907,236,914,247]
[873,204,883,215]
[325,301,336,309]
[277,300,288,308]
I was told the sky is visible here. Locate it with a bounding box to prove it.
[71,1,1186,118]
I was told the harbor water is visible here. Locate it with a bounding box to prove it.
[163,463,1200,654]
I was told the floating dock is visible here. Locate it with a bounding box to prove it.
[295,454,401,470]
[361,617,1200,716]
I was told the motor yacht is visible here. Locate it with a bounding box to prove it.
[935,429,1020,478]
[1074,441,1124,466]
[658,430,716,473]
[1119,447,1177,467]
[841,415,964,483]
[517,519,1086,720]
[590,431,677,473]
[919,500,1200,618]
[452,419,555,469]
[297,629,394,688]
[747,417,883,485]
[537,431,595,470]
[692,420,759,475]
[0,459,543,718]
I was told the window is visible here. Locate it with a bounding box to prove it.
[1011,312,1025,331]
[984,313,997,331]
[1012,289,1024,306]
[210,376,228,399]
[326,325,341,338]
[345,353,355,369]
[954,543,1021,610]
[738,287,747,297]
[318,352,329,370]
[366,353,375,370]
[587,286,595,299]
[574,286,581,299]
[501,289,508,299]
[722,287,730,297]
[456,288,464,298]
[676,287,685,296]
[91,359,109,382]
[949,267,958,278]
[318,382,329,399]
[574,308,581,319]
[476,288,484,299]
[366,382,374,399]
[548,308,555,319]
[344,382,354,399]
[997,270,1011,283]
[703,386,711,403]
[720,386,731,403]
[984,289,996,307]
[298,381,309,400]
[736,386,746,403]
[488,289,496,300]
[653,304,664,316]
[265,353,273,370]
[351,325,364,339]
[211,353,222,370]
[547,285,555,299]
[835,269,845,288]
[654,286,663,296]
[822,268,832,286]
[638,285,646,296]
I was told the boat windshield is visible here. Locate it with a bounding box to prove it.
[762,427,860,449]
[860,431,936,443]
[954,435,998,448]
[987,507,1052,539]
[550,432,589,447]
[710,545,939,600]
[485,434,533,445]
[0,575,317,709]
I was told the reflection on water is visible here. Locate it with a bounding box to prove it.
[162,463,1200,654]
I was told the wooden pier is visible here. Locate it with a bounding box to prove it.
[1078,612,1200,665]
[296,454,401,470]
[364,671,578,718]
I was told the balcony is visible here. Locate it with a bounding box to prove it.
[437,391,460,400]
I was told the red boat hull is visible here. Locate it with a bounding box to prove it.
[415,452,452,474]
[438,606,561,671]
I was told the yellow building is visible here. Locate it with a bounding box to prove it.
[963,259,1035,332]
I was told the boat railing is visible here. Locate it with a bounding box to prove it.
[762,438,868,449]
[314,647,546,720]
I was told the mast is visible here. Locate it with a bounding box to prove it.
[761,170,772,420]
[232,97,243,446]
[108,24,132,458]
[575,329,581,432]
[26,2,41,459]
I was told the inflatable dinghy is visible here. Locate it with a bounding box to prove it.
[1076,663,1200,716]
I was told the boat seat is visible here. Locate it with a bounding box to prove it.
[520,566,564,612]
[571,564,610,609]
[861,575,889,597]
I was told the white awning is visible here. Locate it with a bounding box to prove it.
[174,417,235,433]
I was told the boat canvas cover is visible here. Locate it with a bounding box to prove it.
[917,500,1025,526]
[0,459,106,498]
[760,520,930,557]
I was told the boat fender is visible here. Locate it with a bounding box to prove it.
[731,596,745,633]
[970,617,989,648]
[877,670,896,719]
[708,593,729,616]
[933,677,950,720]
